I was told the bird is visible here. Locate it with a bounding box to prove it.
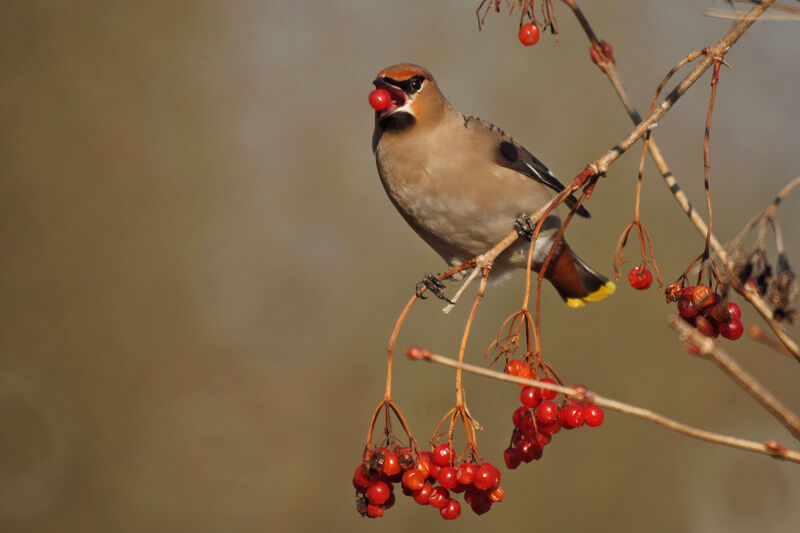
[371,63,615,307]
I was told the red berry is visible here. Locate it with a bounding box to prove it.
[518,440,543,462]
[440,498,461,520]
[380,448,401,476]
[584,405,605,427]
[473,464,498,490]
[428,487,450,509]
[414,458,431,479]
[368,88,392,111]
[437,466,459,489]
[562,404,585,428]
[537,377,558,400]
[536,431,551,447]
[539,419,561,435]
[505,359,524,376]
[470,496,492,515]
[456,462,476,485]
[727,301,742,320]
[503,447,522,470]
[412,483,433,505]
[353,466,375,490]
[432,443,454,467]
[695,315,719,338]
[628,265,653,290]
[536,400,559,425]
[719,318,744,340]
[520,386,541,408]
[518,23,540,46]
[402,469,425,491]
[366,503,384,518]
[678,296,698,319]
[512,405,527,426]
[366,481,391,505]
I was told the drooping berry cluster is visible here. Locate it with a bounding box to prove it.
[628,265,653,290]
[353,444,504,519]
[669,284,743,340]
[503,360,604,469]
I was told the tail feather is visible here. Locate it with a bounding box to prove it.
[546,247,615,308]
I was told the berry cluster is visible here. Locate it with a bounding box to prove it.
[628,265,653,290]
[353,444,504,519]
[670,284,743,340]
[503,360,604,469]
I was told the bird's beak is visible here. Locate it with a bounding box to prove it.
[373,77,409,118]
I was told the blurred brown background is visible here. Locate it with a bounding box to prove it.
[1,1,799,532]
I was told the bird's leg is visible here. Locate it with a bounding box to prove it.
[415,273,454,304]
[514,213,536,240]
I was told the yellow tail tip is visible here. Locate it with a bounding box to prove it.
[565,280,616,308]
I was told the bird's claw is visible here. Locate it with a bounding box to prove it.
[415,273,453,304]
[514,214,536,240]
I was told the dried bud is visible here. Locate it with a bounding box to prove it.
[665,282,683,303]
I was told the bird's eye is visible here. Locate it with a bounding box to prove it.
[407,76,424,94]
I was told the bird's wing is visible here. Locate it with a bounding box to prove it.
[462,115,590,218]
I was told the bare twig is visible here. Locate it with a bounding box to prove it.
[668,315,800,442]
[406,346,800,463]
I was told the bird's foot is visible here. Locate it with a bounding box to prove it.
[415,273,453,304]
[514,213,536,240]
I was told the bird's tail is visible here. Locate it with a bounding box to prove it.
[543,245,616,308]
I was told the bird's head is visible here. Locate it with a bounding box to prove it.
[372,64,451,128]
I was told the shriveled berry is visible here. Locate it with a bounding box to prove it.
[695,315,719,338]
[505,359,525,376]
[584,404,605,427]
[432,443,454,467]
[368,88,392,111]
[678,296,698,319]
[503,447,522,470]
[691,285,714,309]
[719,318,744,340]
[518,23,540,46]
[628,265,653,290]
[366,481,391,505]
[437,466,459,489]
[520,386,541,408]
[536,400,559,425]
[440,498,461,520]
[456,462,476,485]
[428,487,449,509]
[402,469,425,491]
[415,458,431,479]
[488,486,505,503]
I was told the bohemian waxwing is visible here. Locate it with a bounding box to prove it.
[371,63,615,307]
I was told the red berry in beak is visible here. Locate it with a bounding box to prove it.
[369,88,392,111]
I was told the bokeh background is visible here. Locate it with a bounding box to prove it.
[1,1,799,531]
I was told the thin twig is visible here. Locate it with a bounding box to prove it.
[668,316,800,441]
[406,347,800,463]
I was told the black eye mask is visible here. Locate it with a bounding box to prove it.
[383,75,425,95]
